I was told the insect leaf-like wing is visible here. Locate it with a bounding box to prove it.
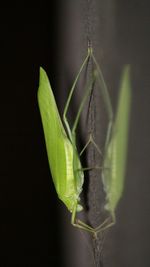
[102,65,131,218]
[37,68,80,212]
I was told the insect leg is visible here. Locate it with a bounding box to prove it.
[71,71,98,136]
[73,216,114,238]
[63,49,92,141]
[71,205,115,235]
[94,214,116,234]
[91,53,114,147]
[77,134,103,172]
[71,205,96,234]
[78,166,103,172]
[80,134,102,156]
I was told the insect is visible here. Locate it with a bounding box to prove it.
[37,45,131,235]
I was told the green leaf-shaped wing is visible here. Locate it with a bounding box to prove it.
[37,68,80,212]
[102,65,131,218]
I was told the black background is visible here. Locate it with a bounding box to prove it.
[0,5,61,266]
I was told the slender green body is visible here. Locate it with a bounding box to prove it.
[38,68,84,212]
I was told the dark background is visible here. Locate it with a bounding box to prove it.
[0,2,150,267]
[0,4,60,266]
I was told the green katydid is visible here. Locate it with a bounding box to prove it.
[37,46,131,235]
